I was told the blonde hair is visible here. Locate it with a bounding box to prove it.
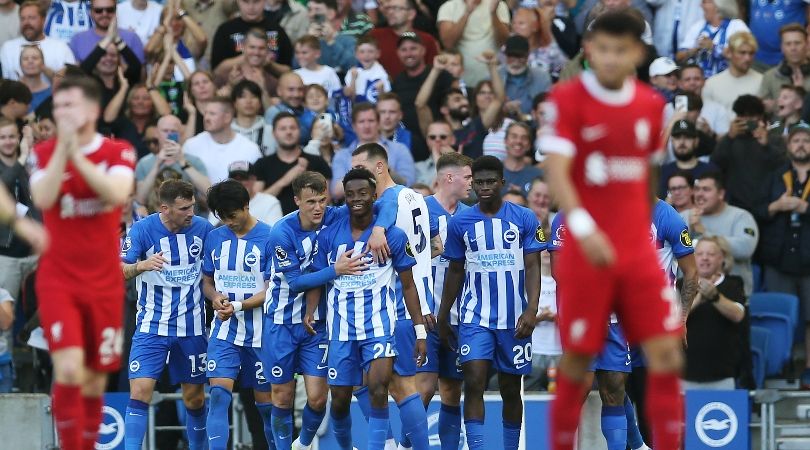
[727,31,758,53]
[697,235,734,274]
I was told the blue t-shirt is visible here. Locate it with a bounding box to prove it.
[750,0,809,65]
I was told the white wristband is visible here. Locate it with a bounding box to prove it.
[567,208,596,239]
[414,324,427,340]
[232,301,243,312]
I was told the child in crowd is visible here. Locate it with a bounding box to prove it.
[294,35,342,97]
[440,48,467,96]
[305,84,346,157]
[231,80,276,156]
[343,35,390,103]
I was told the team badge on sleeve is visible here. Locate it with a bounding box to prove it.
[680,229,692,247]
[535,226,547,243]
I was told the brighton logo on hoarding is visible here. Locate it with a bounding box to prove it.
[695,401,738,447]
[96,405,125,449]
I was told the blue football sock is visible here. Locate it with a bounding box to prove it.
[601,405,627,450]
[272,406,293,450]
[464,419,485,450]
[503,420,521,450]
[331,409,353,450]
[206,386,232,450]
[398,394,428,450]
[299,403,326,446]
[124,399,148,450]
[438,404,461,450]
[185,405,208,450]
[354,386,394,441]
[369,407,390,450]
[624,394,645,449]
[256,402,277,450]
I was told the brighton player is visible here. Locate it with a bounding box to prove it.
[30,76,135,450]
[418,152,472,450]
[304,167,428,450]
[351,143,437,450]
[121,180,214,450]
[262,171,380,450]
[438,156,545,450]
[541,11,685,450]
[201,180,274,449]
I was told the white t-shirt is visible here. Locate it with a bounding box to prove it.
[343,61,391,103]
[116,1,163,46]
[0,288,14,357]
[0,36,76,80]
[0,4,20,50]
[295,65,342,97]
[183,132,262,183]
[532,275,561,356]
[250,193,283,226]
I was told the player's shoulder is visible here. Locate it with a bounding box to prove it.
[504,202,537,222]
[252,220,273,235]
[450,203,479,221]
[631,81,666,110]
[548,76,586,100]
[386,226,409,245]
[190,216,214,233]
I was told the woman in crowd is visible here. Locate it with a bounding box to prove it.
[18,46,52,114]
[145,0,207,79]
[676,0,749,77]
[510,7,569,80]
[231,80,277,156]
[477,80,514,160]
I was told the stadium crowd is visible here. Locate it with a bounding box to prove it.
[0,0,808,449]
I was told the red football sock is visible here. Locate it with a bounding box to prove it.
[549,371,588,450]
[82,396,103,450]
[53,383,84,450]
[645,372,683,450]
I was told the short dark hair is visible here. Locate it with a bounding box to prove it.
[472,155,504,178]
[780,84,807,99]
[356,34,379,49]
[351,102,379,124]
[19,0,45,18]
[503,189,527,201]
[436,152,472,173]
[678,63,704,79]
[296,34,321,50]
[0,80,32,106]
[732,94,765,118]
[505,121,532,137]
[292,171,328,197]
[531,93,547,111]
[209,96,235,114]
[352,142,389,163]
[207,179,250,218]
[376,92,401,105]
[441,88,466,107]
[53,76,102,105]
[342,167,377,189]
[695,171,725,191]
[780,23,807,39]
[587,10,646,42]
[231,80,263,105]
[272,111,299,129]
[667,170,694,188]
[158,179,195,205]
[309,0,337,11]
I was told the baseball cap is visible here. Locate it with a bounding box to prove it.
[671,119,697,137]
[649,57,679,77]
[397,31,422,47]
[504,35,530,58]
[228,161,252,179]
[788,121,810,139]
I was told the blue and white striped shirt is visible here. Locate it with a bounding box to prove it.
[122,214,213,336]
[443,202,546,329]
[426,195,469,324]
[45,0,93,42]
[203,221,272,347]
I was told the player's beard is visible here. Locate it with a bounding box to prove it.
[673,147,695,162]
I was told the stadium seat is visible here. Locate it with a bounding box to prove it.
[750,312,794,376]
[750,326,770,388]
[751,292,801,343]
[752,264,764,292]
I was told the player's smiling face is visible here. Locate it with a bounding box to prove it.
[344,179,376,217]
[295,188,328,226]
[472,170,504,203]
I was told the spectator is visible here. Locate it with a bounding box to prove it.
[330,102,415,198]
[437,0,509,86]
[391,33,454,162]
[649,56,679,102]
[760,24,810,112]
[264,72,316,144]
[673,63,730,136]
[702,31,763,115]
[663,92,719,160]
[414,120,457,187]
[213,28,287,100]
[180,0,237,68]
[527,249,560,391]
[712,94,786,213]
[78,26,142,109]
[221,161,282,226]
[334,0,373,37]
[498,35,552,117]
[749,0,809,66]
[211,0,293,70]
[648,0,703,59]
[503,189,528,206]
[539,0,579,59]
[526,177,551,225]
[376,92,411,148]
[681,171,759,295]
[676,0,748,78]
[231,80,277,156]
[135,115,210,207]
[0,80,31,122]
[343,35,390,103]
[769,85,805,140]
[503,122,542,195]
[410,182,433,197]
[70,0,145,63]
[294,35,342,97]
[304,84,344,161]
[0,287,13,392]
[0,0,19,50]
[683,236,746,390]
[144,1,208,77]
[660,119,718,198]
[574,0,653,36]
[18,45,52,114]
[509,7,570,81]
[478,80,513,160]
[187,70,216,135]
[116,0,163,46]
[264,0,310,43]
[44,0,92,43]
[252,112,332,214]
[305,0,357,75]
[1,1,76,81]
[184,97,263,183]
[121,84,172,157]
[666,170,696,213]
[440,48,467,95]
[369,0,439,78]
[754,122,810,387]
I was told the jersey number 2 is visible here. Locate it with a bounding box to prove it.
[412,209,427,253]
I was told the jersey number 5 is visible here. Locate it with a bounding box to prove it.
[412,209,427,253]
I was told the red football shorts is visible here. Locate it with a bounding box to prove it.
[555,247,683,355]
[37,279,124,372]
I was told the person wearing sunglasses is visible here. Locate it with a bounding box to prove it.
[414,120,457,188]
[69,0,145,63]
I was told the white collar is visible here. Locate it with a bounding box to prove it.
[81,133,103,155]
[581,70,635,107]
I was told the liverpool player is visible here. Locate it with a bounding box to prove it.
[541,11,684,450]
[30,76,135,450]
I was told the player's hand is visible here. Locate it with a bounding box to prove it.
[367,227,390,265]
[334,249,368,275]
[422,313,436,332]
[137,251,168,272]
[437,318,457,351]
[536,306,556,323]
[211,293,229,310]
[414,338,427,367]
[217,300,235,321]
[13,217,48,254]
[303,313,317,335]
[515,308,538,339]
[577,230,615,267]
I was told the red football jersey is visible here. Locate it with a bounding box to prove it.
[31,134,136,290]
[540,71,665,255]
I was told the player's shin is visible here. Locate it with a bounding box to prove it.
[369,406,391,450]
[53,383,84,450]
[206,386,232,450]
[185,403,208,450]
[438,404,462,450]
[81,396,103,450]
[600,405,627,450]
[299,402,327,447]
[624,394,646,449]
[124,399,149,450]
[271,405,294,450]
[330,407,353,450]
[397,393,429,450]
[256,402,278,450]
[549,365,590,450]
[645,372,683,450]
[355,385,395,443]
